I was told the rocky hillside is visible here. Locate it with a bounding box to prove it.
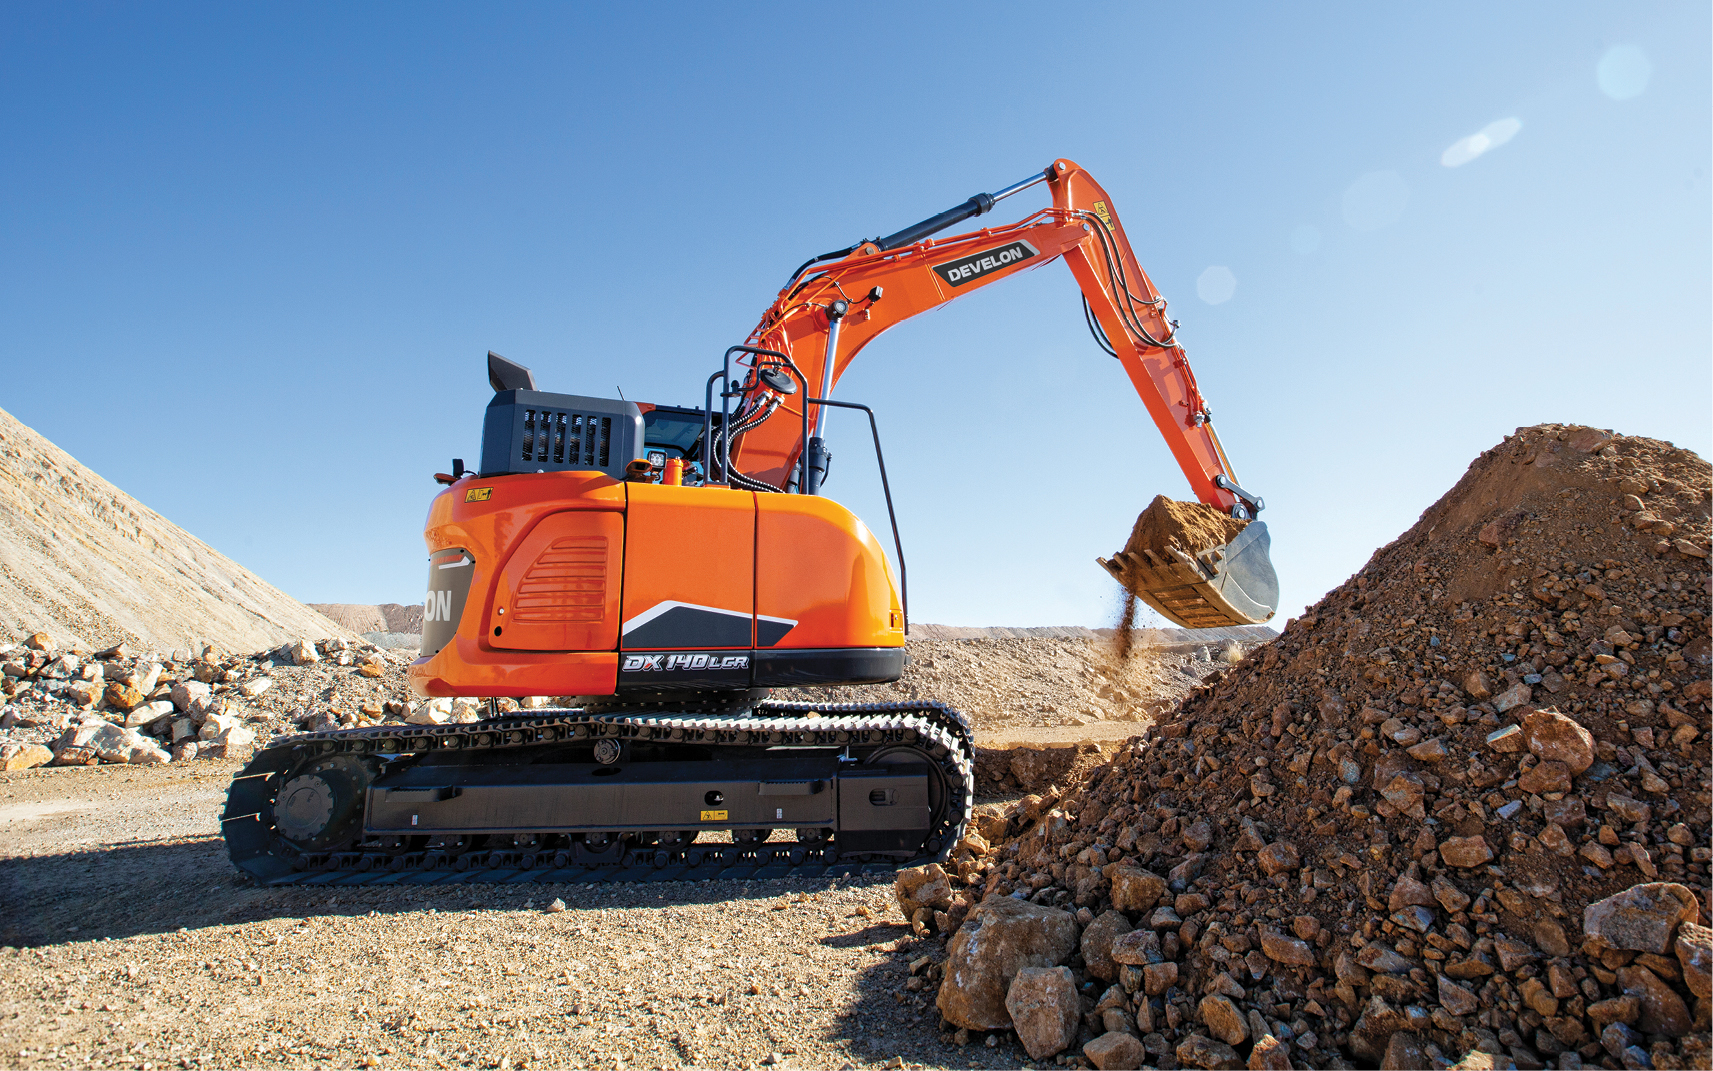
[0,406,355,652]
[307,602,424,635]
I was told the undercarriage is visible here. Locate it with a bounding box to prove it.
[222,698,973,886]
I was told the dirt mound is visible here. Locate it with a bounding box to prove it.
[309,602,423,635]
[1123,494,1248,558]
[0,406,357,653]
[915,424,1712,1068]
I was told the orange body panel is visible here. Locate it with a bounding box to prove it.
[409,473,902,697]
[756,493,901,649]
[621,484,755,650]
[490,510,623,652]
[408,471,624,698]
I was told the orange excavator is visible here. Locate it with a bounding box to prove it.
[222,159,1278,886]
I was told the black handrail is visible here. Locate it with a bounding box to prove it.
[712,345,808,493]
[804,396,908,632]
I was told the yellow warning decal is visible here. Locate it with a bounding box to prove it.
[464,487,493,502]
[1091,201,1113,227]
[699,809,729,822]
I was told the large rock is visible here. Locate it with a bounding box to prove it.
[287,638,321,665]
[1085,1030,1147,1070]
[1517,760,1571,795]
[1440,836,1494,868]
[1583,882,1701,953]
[1676,922,1712,1001]
[1257,841,1300,876]
[1617,964,1692,1036]
[1380,1032,1429,1071]
[1247,1033,1292,1070]
[936,897,1078,1030]
[0,742,53,770]
[895,864,953,918]
[198,712,256,755]
[103,681,145,711]
[1259,929,1316,966]
[1110,867,1168,912]
[1174,1034,1241,1070]
[1081,910,1133,982]
[52,721,168,765]
[169,679,212,713]
[1521,708,1594,773]
[1198,994,1247,1045]
[1438,974,1479,1015]
[1004,966,1079,1061]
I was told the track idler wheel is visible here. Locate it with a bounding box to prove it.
[272,754,376,853]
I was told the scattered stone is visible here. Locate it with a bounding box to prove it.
[1198,994,1247,1046]
[1616,965,1692,1036]
[1174,1033,1241,1070]
[1439,836,1494,868]
[1521,708,1595,773]
[1675,922,1711,1001]
[1259,929,1315,966]
[1583,883,1702,953]
[1081,909,1133,982]
[1247,1032,1292,1070]
[1110,868,1167,912]
[0,742,53,770]
[1004,966,1079,1062]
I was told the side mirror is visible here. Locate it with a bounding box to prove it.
[758,366,797,394]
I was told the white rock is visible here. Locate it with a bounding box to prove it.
[519,696,553,709]
[287,639,320,666]
[406,704,450,725]
[39,654,79,680]
[240,677,273,699]
[170,717,196,743]
[124,702,170,728]
[199,712,256,751]
[134,663,163,694]
[170,680,212,712]
[450,697,483,723]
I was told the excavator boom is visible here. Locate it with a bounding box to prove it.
[726,158,1278,628]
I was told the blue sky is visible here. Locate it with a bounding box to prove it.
[3,4,1708,629]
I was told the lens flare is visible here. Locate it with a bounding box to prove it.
[1196,266,1236,305]
[1441,118,1523,168]
[1598,44,1652,101]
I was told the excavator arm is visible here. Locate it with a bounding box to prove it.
[723,158,1278,628]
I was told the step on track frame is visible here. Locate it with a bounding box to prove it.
[222,700,973,887]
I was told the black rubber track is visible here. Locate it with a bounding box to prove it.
[222,700,974,887]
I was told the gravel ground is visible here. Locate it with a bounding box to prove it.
[0,762,1040,1070]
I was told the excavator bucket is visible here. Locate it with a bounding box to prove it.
[1097,496,1279,629]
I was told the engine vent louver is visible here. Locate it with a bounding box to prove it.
[481,389,640,480]
[522,410,611,466]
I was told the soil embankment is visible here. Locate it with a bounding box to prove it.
[0,406,355,652]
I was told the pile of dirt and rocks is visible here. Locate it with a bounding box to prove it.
[896,424,1711,1070]
[0,405,358,653]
